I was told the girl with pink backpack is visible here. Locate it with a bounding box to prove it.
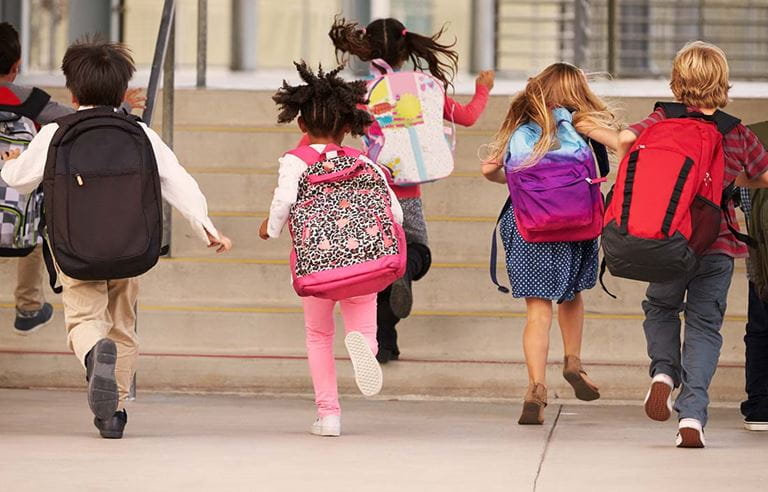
[482,63,620,425]
[259,62,404,437]
[329,16,494,363]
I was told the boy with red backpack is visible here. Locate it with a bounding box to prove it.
[612,41,768,448]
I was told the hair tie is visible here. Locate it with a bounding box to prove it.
[361,27,366,34]
[401,28,408,36]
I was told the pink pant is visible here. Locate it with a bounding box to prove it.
[302,294,378,417]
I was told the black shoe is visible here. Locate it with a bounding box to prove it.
[14,302,53,335]
[85,339,119,420]
[94,409,128,439]
[389,277,413,319]
[376,347,400,364]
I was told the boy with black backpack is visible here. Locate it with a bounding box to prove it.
[0,22,143,335]
[612,41,768,448]
[0,39,231,439]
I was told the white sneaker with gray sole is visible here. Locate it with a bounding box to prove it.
[344,331,383,397]
[311,415,341,437]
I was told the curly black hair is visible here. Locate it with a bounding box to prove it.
[273,61,372,137]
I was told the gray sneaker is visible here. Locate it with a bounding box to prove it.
[389,277,413,319]
[14,303,54,336]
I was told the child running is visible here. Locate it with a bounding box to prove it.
[259,62,404,437]
[482,63,619,425]
[329,16,494,363]
[1,39,231,439]
[617,42,768,448]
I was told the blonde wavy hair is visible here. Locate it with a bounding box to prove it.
[488,62,618,169]
[670,41,730,109]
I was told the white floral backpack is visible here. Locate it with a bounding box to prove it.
[363,59,455,186]
[286,144,406,300]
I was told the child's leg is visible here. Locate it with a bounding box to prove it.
[558,292,584,357]
[60,274,112,366]
[376,288,400,354]
[743,282,768,420]
[105,278,139,404]
[340,293,378,353]
[302,296,339,416]
[677,255,733,426]
[642,278,687,384]
[523,298,554,384]
[15,246,45,312]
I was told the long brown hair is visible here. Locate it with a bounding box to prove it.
[489,63,618,168]
[329,16,459,89]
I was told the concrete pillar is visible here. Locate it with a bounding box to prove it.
[471,0,496,72]
[370,0,390,20]
[68,0,111,42]
[230,0,257,71]
[343,0,371,75]
[0,0,22,27]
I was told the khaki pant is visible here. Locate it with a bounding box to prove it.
[15,246,46,312]
[60,272,139,403]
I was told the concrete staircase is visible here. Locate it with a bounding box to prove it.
[1,89,766,402]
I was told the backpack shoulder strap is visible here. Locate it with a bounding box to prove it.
[285,145,322,165]
[0,87,51,120]
[589,139,611,178]
[489,199,512,294]
[711,110,741,136]
[654,102,687,119]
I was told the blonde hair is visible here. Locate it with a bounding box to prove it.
[488,62,618,168]
[670,41,730,109]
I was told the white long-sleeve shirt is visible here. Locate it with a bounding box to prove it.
[267,144,404,238]
[0,107,219,245]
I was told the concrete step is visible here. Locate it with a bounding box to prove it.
[0,306,748,365]
[172,211,499,263]
[0,256,750,316]
[0,347,746,402]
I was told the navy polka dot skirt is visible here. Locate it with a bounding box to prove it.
[499,203,598,302]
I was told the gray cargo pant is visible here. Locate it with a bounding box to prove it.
[642,254,734,426]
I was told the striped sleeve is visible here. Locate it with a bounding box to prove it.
[739,125,768,179]
[627,107,666,137]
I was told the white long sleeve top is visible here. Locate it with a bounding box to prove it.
[0,106,219,245]
[267,144,404,238]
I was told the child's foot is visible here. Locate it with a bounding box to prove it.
[311,415,341,437]
[518,383,547,425]
[94,409,128,439]
[376,347,399,364]
[676,418,706,448]
[85,339,119,420]
[644,373,674,422]
[389,277,413,319]
[562,355,600,401]
[344,331,383,397]
[744,416,768,431]
[14,303,53,336]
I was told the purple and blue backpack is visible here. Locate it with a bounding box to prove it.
[489,107,609,292]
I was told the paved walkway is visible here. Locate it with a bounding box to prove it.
[0,389,764,491]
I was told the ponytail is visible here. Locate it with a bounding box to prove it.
[329,16,459,89]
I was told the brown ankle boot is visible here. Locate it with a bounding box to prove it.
[518,383,547,425]
[563,355,600,401]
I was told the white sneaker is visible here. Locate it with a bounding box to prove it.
[311,415,341,437]
[644,373,674,422]
[744,419,768,431]
[344,331,383,397]
[676,418,706,448]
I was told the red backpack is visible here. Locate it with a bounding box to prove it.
[602,103,744,284]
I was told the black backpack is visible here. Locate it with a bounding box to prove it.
[42,107,163,282]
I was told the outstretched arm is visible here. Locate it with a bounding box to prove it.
[444,71,494,127]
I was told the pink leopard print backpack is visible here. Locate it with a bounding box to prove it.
[286,144,406,300]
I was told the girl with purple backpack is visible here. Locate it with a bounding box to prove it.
[259,62,404,437]
[482,63,620,425]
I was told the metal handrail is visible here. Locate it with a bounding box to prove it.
[142,0,176,127]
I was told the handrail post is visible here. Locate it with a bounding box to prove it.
[607,0,617,76]
[142,0,176,126]
[196,0,207,88]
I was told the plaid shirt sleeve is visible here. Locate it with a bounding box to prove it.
[740,126,768,179]
[627,107,666,137]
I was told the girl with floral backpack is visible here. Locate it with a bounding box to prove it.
[260,62,404,437]
[329,16,494,363]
